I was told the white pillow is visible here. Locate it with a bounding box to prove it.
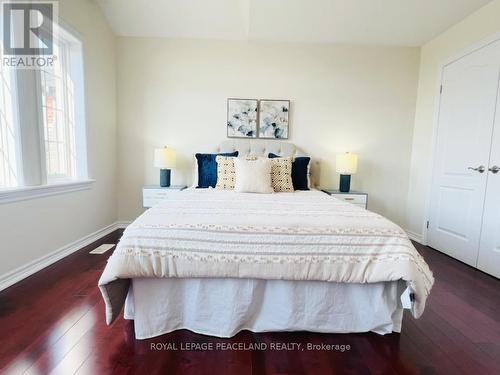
[234,158,274,193]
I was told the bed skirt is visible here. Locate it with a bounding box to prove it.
[124,278,405,339]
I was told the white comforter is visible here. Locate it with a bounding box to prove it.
[99,189,433,324]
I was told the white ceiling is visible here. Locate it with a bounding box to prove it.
[96,0,493,46]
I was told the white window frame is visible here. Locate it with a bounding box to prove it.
[38,27,87,184]
[0,64,23,188]
[0,19,93,204]
[39,41,74,183]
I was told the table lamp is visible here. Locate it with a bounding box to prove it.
[336,153,358,192]
[154,147,176,187]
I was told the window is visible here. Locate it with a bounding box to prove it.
[0,23,90,201]
[0,63,20,188]
[41,39,77,182]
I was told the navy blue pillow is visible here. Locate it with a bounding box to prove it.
[196,151,239,188]
[269,153,310,190]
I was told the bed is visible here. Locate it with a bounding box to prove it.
[99,140,434,339]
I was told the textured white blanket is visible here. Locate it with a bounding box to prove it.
[99,189,433,324]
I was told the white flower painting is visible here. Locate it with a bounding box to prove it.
[259,100,290,139]
[227,99,258,138]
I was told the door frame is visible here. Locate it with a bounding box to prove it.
[423,32,500,246]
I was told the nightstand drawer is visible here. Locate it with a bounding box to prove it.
[142,185,187,208]
[321,189,368,209]
[143,189,182,199]
[332,194,367,205]
[143,197,162,208]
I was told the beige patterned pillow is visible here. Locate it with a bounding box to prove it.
[215,156,237,189]
[270,157,294,192]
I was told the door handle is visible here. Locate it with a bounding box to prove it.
[489,165,500,174]
[468,165,486,173]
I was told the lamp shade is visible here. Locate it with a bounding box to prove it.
[154,147,176,169]
[336,153,358,175]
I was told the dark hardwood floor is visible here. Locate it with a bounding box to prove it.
[1,231,500,375]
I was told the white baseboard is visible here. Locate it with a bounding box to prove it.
[115,220,131,228]
[0,221,126,292]
[406,229,424,245]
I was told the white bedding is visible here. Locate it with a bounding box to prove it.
[99,188,433,330]
[124,278,405,338]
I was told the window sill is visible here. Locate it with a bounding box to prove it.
[0,180,95,204]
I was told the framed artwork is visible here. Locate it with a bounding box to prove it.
[227,98,258,138]
[258,99,290,139]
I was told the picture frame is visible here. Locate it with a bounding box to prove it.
[258,99,290,139]
[227,98,258,138]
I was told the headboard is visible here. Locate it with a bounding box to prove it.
[215,139,320,187]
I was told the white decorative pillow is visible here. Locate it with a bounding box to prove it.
[215,155,236,190]
[270,157,294,192]
[234,158,274,193]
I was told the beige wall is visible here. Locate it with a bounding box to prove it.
[0,0,117,276]
[406,0,500,239]
[116,38,420,227]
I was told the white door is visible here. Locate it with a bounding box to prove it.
[477,78,500,278]
[428,39,500,266]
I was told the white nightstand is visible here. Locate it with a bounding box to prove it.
[142,185,187,208]
[321,189,368,209]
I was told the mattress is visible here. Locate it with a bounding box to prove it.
[124,277,405,339]
[99,188,433,332]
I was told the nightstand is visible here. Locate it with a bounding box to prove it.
[142,185,187,208]
[321,189,368,209]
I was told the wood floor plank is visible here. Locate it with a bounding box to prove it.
[0,233,498,374]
